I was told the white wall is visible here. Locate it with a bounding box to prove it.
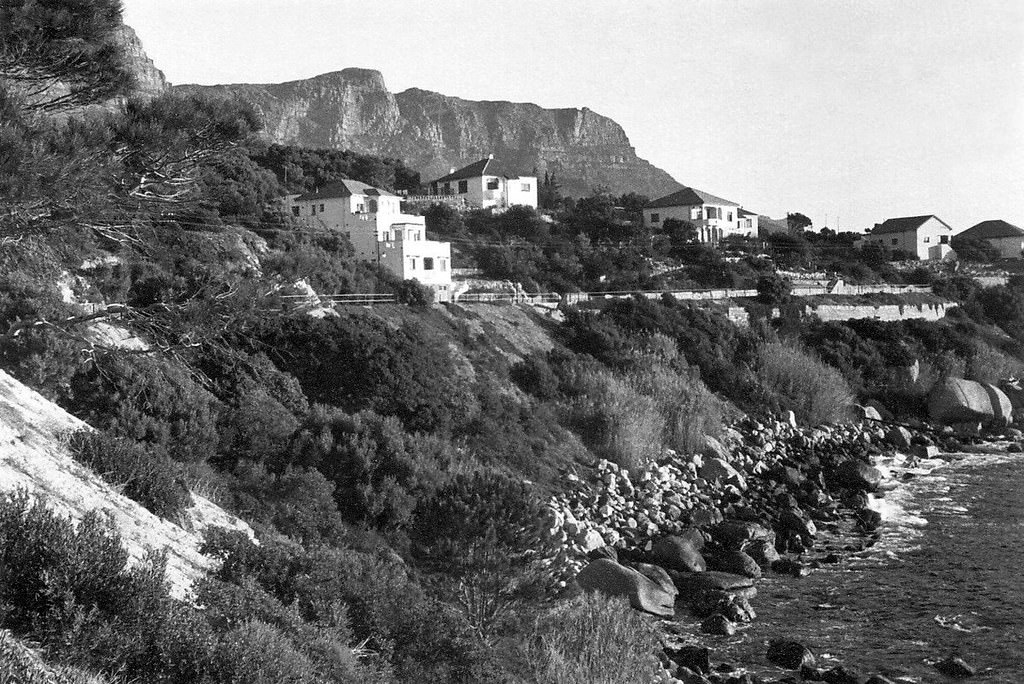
[505,176,538,209]
[643,203,742,243]
[864,217,953,260]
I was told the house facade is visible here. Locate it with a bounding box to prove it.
[643,187,753,243]
[957,220,1024,259]
[864,215,954,260]
[290,180,452,298]
[425,156,538,210]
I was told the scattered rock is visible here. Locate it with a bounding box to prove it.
[883,426,912,451]
[934,656,975,678]
[652,535,707,573]
[711,521,772,549]
[701,613,736,636]
[665,645,711,675]
[575,558,677,617]
[700,457,747,489]
[766,639,816,669]
[746,539,781,569]
[853,404,882,422]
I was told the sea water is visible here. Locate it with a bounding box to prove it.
[698,451,1024,682]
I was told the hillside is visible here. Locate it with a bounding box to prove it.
[174,68,683,198]
[0,368,254,600]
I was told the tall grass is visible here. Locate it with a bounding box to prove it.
[756,341,854,425]
[521,593,664,684]
[966,339,1024,385]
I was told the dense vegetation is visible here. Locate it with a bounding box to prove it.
[5,3,1024,682]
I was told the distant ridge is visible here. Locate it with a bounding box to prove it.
[173,68,683,198]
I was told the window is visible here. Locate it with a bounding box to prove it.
[458,180,468,194]
[650,213,660,223]
[486,178,500,190]
[521,183,531,192]
[424,257,434,270]
[940,235,949,244]
[727,212,733,222]
[692,207,703,220]
[292,206,300,216]
[408,257,417,270]
[440,259,448,271]
[891,238,898,246]
[320,204,325,212]
[369,199,378,213]
[443,182,451,194]
[924,236,930,243]
[706,206,719,220]
[355,203,364,213]
[311,205,316,215]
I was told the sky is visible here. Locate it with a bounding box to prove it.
[121,0,1024,233]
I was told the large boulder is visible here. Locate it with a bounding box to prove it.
[707,550,762,579]
[710,521,773,549]
[575,558,677,617]
[651,535,706,573]
[699,457,746,489]
[767,639,816,669]
[833,459,884,492]
[928,377,994,425]
[983,383,1013,426]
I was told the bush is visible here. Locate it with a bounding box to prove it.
[67,431,192,520]
[520,593,663,684]
[214,621,316,684]
[755,341,854,424]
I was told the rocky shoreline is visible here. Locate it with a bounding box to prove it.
[545,411,1013,683]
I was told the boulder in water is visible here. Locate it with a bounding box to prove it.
[766,639,816,669]
[711,521,772,549]
[701,613,736,636]
[834,459,884,492]
[664,645,710,675]
[928,377,993,424]
[708,549,762,579]
[934,656,975,678]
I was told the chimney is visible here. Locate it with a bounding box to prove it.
[449,167,455,174]
[488,154,494,159]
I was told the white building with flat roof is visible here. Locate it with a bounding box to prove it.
[291,180,452,299]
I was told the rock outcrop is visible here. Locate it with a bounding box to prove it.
[174,68,682,198]
[927,377,1012,426]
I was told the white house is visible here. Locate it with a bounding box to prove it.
[425,156,538,210]
[863,215,954,260]
[290,179,452,299]
[956,220,1024,259]
[643,187,753,243]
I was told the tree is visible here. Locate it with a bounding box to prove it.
[0,0,134,112]
[538,171,563,211]
[663,217,698,254]
[756,273,792,306]
[950,235,1000,263]
[787,212,813,233]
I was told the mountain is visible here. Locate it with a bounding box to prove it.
[173,68,682,198]
[115,25,169,99]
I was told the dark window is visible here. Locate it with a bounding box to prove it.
[650,213,660,223]
[486,178,500,190]
[311,205,316,215]
[891,238,898,245]
[292,206,300,216]
[940,235,949,244]
[424,257,435,270]
[458,180,468,193]
[443,182,451,194]
[320,204,325,212]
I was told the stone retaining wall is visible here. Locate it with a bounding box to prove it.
[728,301,951,326]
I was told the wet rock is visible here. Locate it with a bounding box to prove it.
[884,426,912,450]
[766,639,816,669]
[652,535,707,573]
[934,656,975,678]
[711,521,772,549]
[665,645,711,675]
[772,559,810,577]
[912,444,940,459]
[856,508,882,531]
[833,459,883,492]
[746,539,781,569]
[708,550,762,579]
[778,507,817,543]
[701,613,736,636]
[725,674,762,684]
[576,558,677,617]
[822,664,866,683]
[677,570,756,594]
[864,675,897,684]
[719,594,756,623]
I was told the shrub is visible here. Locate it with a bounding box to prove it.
[214,620,316,684]
[67,431,192,520]
[510,352,560,400]
[755,341,854,424]
[520,593,663,684]
[966,339,1024,385]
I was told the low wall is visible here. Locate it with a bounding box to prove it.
[728,301,952,326]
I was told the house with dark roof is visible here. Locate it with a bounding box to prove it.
[863,215,954,260]
[290,180,452,298]
[956,220,1024,259]
[425,156,537,210]
[643,187,752,244]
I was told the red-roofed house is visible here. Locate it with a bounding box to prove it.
[863,215,954,260]
[290,179,452,298]
[642,187,753,243]
[426,156,537,210]
[956,220,1024,259]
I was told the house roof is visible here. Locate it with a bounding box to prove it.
[738,208,757,217]
[959,219,1024,240]
[295,179,396,201]
[645,187,741,209]
[431,157,523,183]
[871,215,951,235]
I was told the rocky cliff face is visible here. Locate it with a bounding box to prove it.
[115,25,169,99]
[175,68,682,198]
